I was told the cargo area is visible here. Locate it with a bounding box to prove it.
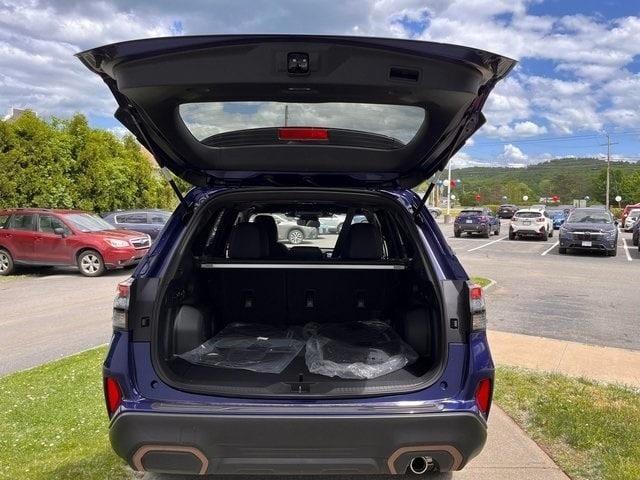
[152,190,446,397]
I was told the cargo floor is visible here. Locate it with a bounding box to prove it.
[170,354,433,396]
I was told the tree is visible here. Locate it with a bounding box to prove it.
[0,112,176,212]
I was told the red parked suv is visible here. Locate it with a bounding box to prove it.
[0,208,151,277]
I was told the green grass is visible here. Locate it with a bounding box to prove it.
[3,346,639,480]
[495,366,640,480]
[470,276,492,288]
[0,347,128,480]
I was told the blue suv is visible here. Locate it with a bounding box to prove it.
[79,35,515,475]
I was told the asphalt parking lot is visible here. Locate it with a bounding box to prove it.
[0,268,129,376]
[441,218,639,350]
[1,218,637,377]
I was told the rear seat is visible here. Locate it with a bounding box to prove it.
[210,222,405,327]
[212,223,286,324]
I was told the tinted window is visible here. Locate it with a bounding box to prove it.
[180,102,425,145]
[0,215,9,228]
[39,215,68,234]
[459,210,482,216]
[10,214,36,231]
[150,213,170,224]
[117,213,147,224]
[515,212,542,219]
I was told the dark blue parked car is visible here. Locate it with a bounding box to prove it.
[549,210,568,229]
[101,209,171,240]
[453,208,501,238]
[79,35,515,476]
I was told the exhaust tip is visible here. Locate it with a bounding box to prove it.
[408,456,432,475]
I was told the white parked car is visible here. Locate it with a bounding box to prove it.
[509,208,553,241]
[318,214,346,234]
[623,208,640,231]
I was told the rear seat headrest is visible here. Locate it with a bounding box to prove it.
[228,223,269,259]
[253,215,278,244]
[344,223,384,260]
[289,246,323,261]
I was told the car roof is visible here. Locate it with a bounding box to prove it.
[0,208,86,215]
[515,208,543,213]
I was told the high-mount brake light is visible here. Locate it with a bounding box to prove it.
[278,127,329,141]
[112,277,133,330]
[468,282,487,331]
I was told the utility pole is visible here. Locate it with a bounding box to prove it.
[601,132,619,210]
[447,160,452,217]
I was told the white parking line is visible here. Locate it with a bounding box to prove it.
[541,241,559,256]
[622,237,633,262]
[467,236,506,252]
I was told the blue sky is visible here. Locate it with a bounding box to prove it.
[1,0,639,168]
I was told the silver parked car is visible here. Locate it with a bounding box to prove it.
[269,214,318,244]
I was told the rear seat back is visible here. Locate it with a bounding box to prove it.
[215,223,285,324]
[210,222,405,327]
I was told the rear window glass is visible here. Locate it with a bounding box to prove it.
[0,215,8,228]
[116,213,147,224]
[515,212,542,218]
[459,210,482,216]
[179,102,425,145]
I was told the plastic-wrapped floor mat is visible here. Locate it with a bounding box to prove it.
[305,321,418,379]
[179,323,305,374]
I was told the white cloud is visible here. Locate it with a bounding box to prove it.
[498,144,528,165]
[0,0,638,147]
[482,120,547,139]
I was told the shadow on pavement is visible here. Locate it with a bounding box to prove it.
[10,264,135,278]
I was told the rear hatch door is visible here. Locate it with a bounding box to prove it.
[76,35,515,188]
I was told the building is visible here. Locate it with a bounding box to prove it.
[2,107,31,122]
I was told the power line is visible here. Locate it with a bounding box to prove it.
[473,129,640,147]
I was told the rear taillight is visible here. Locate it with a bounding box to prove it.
[112,277,133,330]
[475,378,492,416]
[104,376,122,417]
[468,282,486,331]
[278,127,329,141]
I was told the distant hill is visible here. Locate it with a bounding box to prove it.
[439,157,640,206]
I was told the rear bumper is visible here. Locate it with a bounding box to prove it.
[110,410,487,475]
[511,225,545,235]
[455,223,489,233]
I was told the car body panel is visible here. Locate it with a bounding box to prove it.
[497,204,518,219]
[559,208,617,253]
[102,210,171,239]
[0,209,151,271]
[509,209,552,237]
[76,35,515,188]
[623,209,640,231]
[103,187,491,473]
[621,203,640,227]
[453,208,500,236]
[81,34,509,473]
